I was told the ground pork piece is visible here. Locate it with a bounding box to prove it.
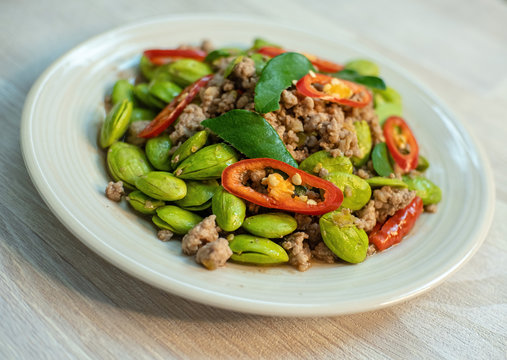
[198,57,257,117]
[248,169,266,183]
[354,200,377,232]
[181,215,219,255]
[200,86,220,116]
[125,120,151,147]
[424,204,438,213]
[286,144,308,162]
[200,39,213,52]
[236,93,252,109]
[355,168,371,179]
[195,237,232,270]
[217,90,238,113]
[157,230,174,242]
[177,43,197,50]
[246,201,260,214]
[104,94,113,113]
[374,186,416,223]
[222,79,235,91]
[232,57,257,89]
[318,167,330,178]
[281,89,298,109]
[319,118,360,157]
[367,244,376,256]
[355,160,376,179]
[105,181,124,202]
[294,213,321,247]
[169,104,206,144]
[329,148,344,158]
[311,241,337,263]
[282,232,312,272]
[270,90,362,159]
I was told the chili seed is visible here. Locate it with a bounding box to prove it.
[268,174,280,187]
[291,173,302,186]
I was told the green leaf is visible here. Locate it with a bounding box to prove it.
[371,142,394,177]
[201,109,298,167]
[334,69,386,90]
[254,52,314,114]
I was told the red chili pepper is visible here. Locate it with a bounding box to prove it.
[383,116,419,172]
[257,46,344,73]
[369,196,423,251]
[143,49,207,65]
[221,158,343,215]
[296,73,372,108]
[138,75,213,138]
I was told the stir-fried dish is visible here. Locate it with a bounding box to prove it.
[101,38,442,271]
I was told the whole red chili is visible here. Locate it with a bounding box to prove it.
[369,196,423,251]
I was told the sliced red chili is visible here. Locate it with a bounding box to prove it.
[383,116,419,172]
[257,46,344,73]
[138,75,213,138]
[369,196,423,251]
[221,158,343,215]
[296,73,372,108]
[256,46,286,58]
[143,49,207,65]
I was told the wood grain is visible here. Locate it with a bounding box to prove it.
[1,0,506,358]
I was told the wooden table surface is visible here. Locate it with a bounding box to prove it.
[1,0,506,358]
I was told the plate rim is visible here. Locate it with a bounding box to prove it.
[20,14,496,316]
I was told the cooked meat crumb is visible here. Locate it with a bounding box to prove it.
[182,215,219,255]
[312,242,337,263]
[126,120,151,147]
[281,89,298,109]
[263,89,376,162]
[233,57,257,89]
[373,186,416,223]
[294,213,322,247]
[200,39,214,52]
[195,238,232,270]
[169,104,207,144]
[318,167,330,178]
[105,181,124,202]
[246,201,261,214]
[367,244,377,256]
[356,168,370,179]
[198,57,257,122]
[425,204,438,213]
[282,232,312,272]
[354,200,377,232]
[157,230,174,242]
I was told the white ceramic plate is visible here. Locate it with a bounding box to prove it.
[21,15,495,316]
